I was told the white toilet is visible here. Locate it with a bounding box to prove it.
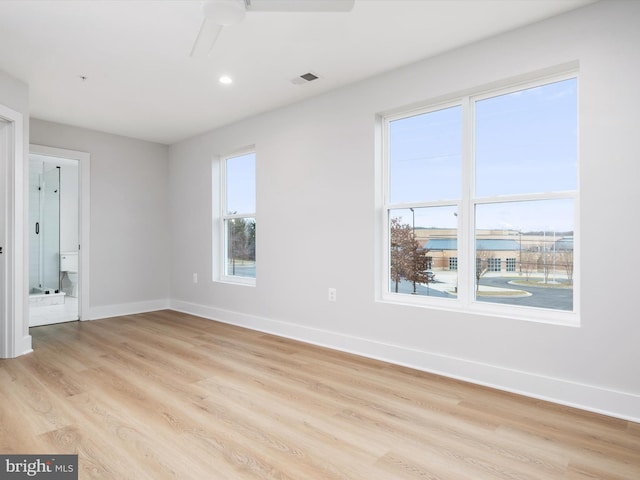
[60,251,79,297]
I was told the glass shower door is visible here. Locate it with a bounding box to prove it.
[42,165,60,293]
[29,161,61,294]
[28,162,41,293]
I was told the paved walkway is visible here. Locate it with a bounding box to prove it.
[427,271,533,297]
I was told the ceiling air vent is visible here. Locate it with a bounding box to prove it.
[291,72,320,85]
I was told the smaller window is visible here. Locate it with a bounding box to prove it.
[487,258,502,272]
[221,151,256,283]
[425,256,433,270]
[506,258,517,272]
[449,257,458,271]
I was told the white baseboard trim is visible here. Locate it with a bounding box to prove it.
[170,299,640,423]
[89,298,170,320]
[19,334,33,357]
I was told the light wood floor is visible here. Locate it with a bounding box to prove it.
[1,311,638,480]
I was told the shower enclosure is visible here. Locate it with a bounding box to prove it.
[29,160,61,294]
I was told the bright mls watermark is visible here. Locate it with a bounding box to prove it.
[0,455,77,479]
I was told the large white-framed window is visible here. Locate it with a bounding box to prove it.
[381,73,579,325]
[219,149,256,285]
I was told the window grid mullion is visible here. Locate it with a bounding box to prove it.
[381,117,391,298]
[459,95,473,305]
[220,156,228,280]
[472,191,576,204]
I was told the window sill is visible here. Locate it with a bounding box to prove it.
[216,276,256,287]
[379,292,579,327]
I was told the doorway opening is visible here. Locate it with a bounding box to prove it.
[28,145,89,327]
[29,154,79,325]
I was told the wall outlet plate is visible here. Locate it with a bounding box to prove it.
[328,288,336,302]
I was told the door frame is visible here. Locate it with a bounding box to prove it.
[0,103,29,358]
[30,144,90,322]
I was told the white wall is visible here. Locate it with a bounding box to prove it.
[30,119,171,317]
[0,71,28,123]
[169,0,640,421]
[59,162,78,253]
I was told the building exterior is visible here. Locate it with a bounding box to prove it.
[417,228,573,276]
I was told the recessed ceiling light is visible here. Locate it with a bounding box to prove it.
[219,75,233,85]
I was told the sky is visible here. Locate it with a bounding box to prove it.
[225,151,256,215]
[389,77,577,233]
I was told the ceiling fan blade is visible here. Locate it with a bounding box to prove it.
[190,19,223,57]
[245,0,355,12]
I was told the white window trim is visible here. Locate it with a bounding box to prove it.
[379,71,580,326]
[215,147,256,286]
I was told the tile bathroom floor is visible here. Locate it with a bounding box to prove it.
[29,296,79,327]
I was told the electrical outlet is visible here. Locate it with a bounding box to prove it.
[328,288,337,302]
[193,273,198,284]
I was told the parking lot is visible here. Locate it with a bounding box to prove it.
[392,270,573,311]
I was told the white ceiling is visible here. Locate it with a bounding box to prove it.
[0,0,593,145]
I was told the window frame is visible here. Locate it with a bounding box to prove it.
[380,71,579,326]
[217,147,256,286]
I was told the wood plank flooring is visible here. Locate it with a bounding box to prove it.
[1,310,638,479]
